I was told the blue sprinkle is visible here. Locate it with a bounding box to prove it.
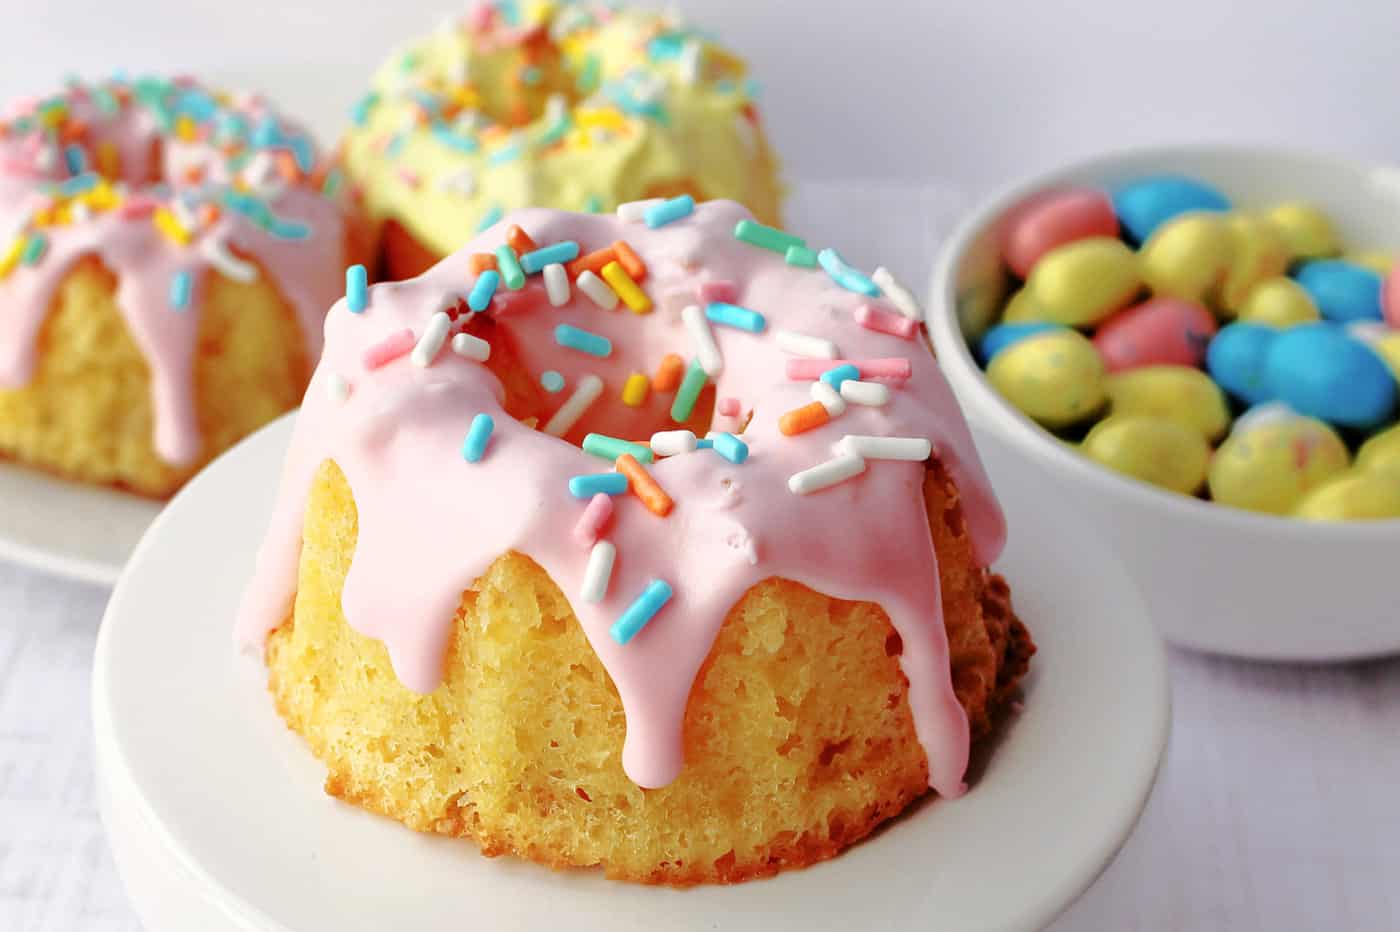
[250,114,282,148]
[568,472,630,498]
[695,438,714,450]
[461,414,495,463]
[609,580,673,645]
[521,65,542,86]
[555,324,613,358]
[21,234,47,266]
[289,136,315,173]
[476,205,504,233]
[520,241,580,275]
[647,33,686,60]
[385,133,409,157]
[57,172,99,196]
[710,433,748,464]
[705,301,767,333]
[820,363,861,390]
[818,248,881,297]
[742,77,762,99]
[535,117,571,148]
[268,218,311,240]
[351,92,380,127]
[346,265,368,313]
[487,141,524,167]
[63,144,87,176]
[541,370,565,393]
[468,270,501,312]
[603,80,669,124]
[644,194,694,228]
[406,89,443,120]
[169,270,193,310]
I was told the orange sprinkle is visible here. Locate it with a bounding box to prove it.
[198,203,221,226]
[616,454,673,517]
[612,240,647,282]
[566,246,617,279]
[181,165,205,185]
[468,253,498,274]
[275,151,302,183]
[506,224,538,254]
[779,402,831,436]
[653,353,685,392]
[60,119,89,144]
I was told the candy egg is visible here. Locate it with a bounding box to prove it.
[1384,264,1400,328]
[1001,287,1046,323]
[1345,323,1400,380]
[978,321,1065,364]
[1001,187,1119,278]
[1294,470,1400,521]
[1208,416,1351,515]
[1263,323,1397,429]
[954,234,1008,340]
[986,329,1107,428]
[1218,213,1290,313]
[1112,175,1231,244]
[1138,212,1234,305]
[1237,277,1320,328]
[1105,365,1232,441]
[1293,259,1384,323]
[1206,322,1278,406]
[1265,202,1339,260]
[1348,251,1395,276]
[1081,415,1210,495]
[1358,423,1400,474]
[1022,237,1141,326]
[1093,297,1216,372]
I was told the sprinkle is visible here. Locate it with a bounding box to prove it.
[495,245,525,289]
[574,494,615,547]
[63,144,87,175]
[200,236,258,283]
[544,373,604,436]
[650,429,697,456]
[841,379,891,406]
[583,194,604,213]
[468,253,498,274]
[855,303,918,340]
[543,263,571,306]
[461,414,495,463]
[698,280,737,304]
[476,205,504,232]
[583,433,654,464]
[785,244,818,267]
[617,198,663,222]
[786,358,912,381]
[872,267,923,321]
[838,435,932,462]
[326,373,351,403]
[775,329,838,359]
[168,270,193,310]
[711,432,749,464]
[20,234,47,266]
[696,438,715,450]
[601,260,651,313]
[0,238,25,278]
[616,453,673,516]
[152,207,190,245]
[346,265,368,312]
[575,270,619,309]
[670,358,708,422]
[568,472,629,498]
[810,380,848,417]
[397,166,421,188]
[717,397,741,417]
[521,241,580,274]
[653,353,686,392]
[581,541,617,605]
[818,248,881,297]
[681,304,723,375]
[788,452,867,495]
[468,269,500,311]
[734,218,805,254]
[612,240,647,281]
[363,329,415,369]
[820,363,862,390]
[610,579,673,645]
[555,323,612,357]
[540,370,565,392]
[622,372,650,407]
[451,332,491,362]
[779,401,832,436]
[644,194,694,228]
[506,224,538,254]
[411,311,453,366]
[95,141,120,178]
[705,302,766,333]
[567,246,617,278]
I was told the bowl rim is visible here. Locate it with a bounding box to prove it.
[927,141,1400,541]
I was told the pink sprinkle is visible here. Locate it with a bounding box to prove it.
[698,280,738,304]
[717,397,741,417]
[397,167,421,188]
[118,197,159,219]
[855,303,918,340]
[362,329,416,369]
[468,1,494,30]
[573,493,614,546]
[786,358,912,382]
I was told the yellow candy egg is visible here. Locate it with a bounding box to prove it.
[987,329,1107,428]
[1081,415,1211,495]
[1371,332,1400,380]
[1208,417,1351,515]
[1345,251,1396,276]
[1294,469,1400,521]
[1001,287,1046,323]
[1139,212,1234,305]
[1237,276,1321,328]
[1105,365,1232,441]
[1023,237,1141,326]
[1357,423,1400,474]
[1218,213,1291,314]
[956,236,1008,340]
[1266,202,1339,260]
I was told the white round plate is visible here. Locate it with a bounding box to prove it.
[0,460,160,585]
[94,414,1170,932]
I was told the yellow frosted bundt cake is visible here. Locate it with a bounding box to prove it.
[342,0,783,280]
[238,202,1033,884]
[0,77,361,497]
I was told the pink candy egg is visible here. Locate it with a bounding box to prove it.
[1001,187,1119,279]
[1093,297,1218,373]
[1384,264,1400,329]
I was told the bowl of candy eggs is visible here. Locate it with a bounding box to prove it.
[928,145,1400,661]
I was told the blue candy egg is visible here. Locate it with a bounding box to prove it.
[1263,323,1397,429]
[978,322,1064,364]
[1292,259,1383,323]
[1111,175,1231,244]
[1206,322,1278,406]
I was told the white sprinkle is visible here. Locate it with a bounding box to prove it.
[199,236,259,282]
[326,373,351,403]
[543,93,568,126]
[872,267,923,321]
[580,540,616,604]
[243,151,277,188]
[810,380,847,417]
[70,201,92,223]
[34,145,56,172]
[436,169,476,196]
[450,332,491,362]
[775,328,839,359]
[788,453,867,495]
[837,435,932,462]
[616,198,664,223]
[544,373,604,436]
[410,311,453,367]
[678,39,703,85]
[576,270,619,310]
[681,304,723,375]
[172,197,199,232]
[650,429,698,457]
[544,263,571,307]
[840,379,891,406]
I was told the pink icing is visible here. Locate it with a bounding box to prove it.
[236,201,1007,798]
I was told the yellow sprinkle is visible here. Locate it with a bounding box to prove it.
[0,237,26,279]
[525,0,555,24]
[575,107,628,131]
[95,141,121,179]
[82,182,118,211]
[51,204,72,226]
[38,106,66,129]
[175,114,197,142]
[153,208,191,246]
[601,260,651,313]
[622,372,650,407]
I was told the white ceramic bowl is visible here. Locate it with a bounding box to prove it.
[928,145,1400,662]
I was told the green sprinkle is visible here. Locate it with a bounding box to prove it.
[734,218,805,254]
[21,234,47,266]
[785,244,818,267]
[476,205,504,233]
[582,433,655,465]
[577,54,602,94]
[583,194,604,214]
[670,359,707,423]
[321,168,343,197]
[495,244,525,290]
[521,65,542,86]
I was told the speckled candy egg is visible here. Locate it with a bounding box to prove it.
[1218,213,1290,313]
[1295,470,1400,521]
[1208,415,1351,515]
[1263,324,1397,429]
[1138,212,1234,305]
[1093,297,1217,372]
[1237,277,1320,328]
[978,321,1065,364]
[1358,423,1400,474]
[1105,365,1232,441]
[987,329,1107,428]
[1001,187,1119,278]
[1265,202,1339,260]
[1081,415,1211,495]
[1022,237,1141,327]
